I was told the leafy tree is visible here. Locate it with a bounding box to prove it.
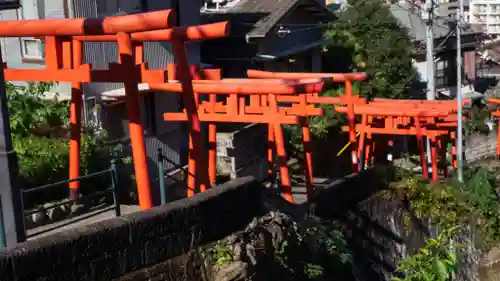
[286,0,417,151]
[6,82,105,190]
[7,82,68,137]
[324,0,417,100]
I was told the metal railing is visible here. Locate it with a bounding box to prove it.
[19,159,121,237]
[156,148,189,205]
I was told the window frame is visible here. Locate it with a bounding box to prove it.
[20,37,45,61]
[18,0,45,61]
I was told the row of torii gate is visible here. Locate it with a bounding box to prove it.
[0,10,496,210]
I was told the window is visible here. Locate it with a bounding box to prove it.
[435,59,450,88]
[19,0,45,60]
[141,92,157,136]
[21,38,44,59]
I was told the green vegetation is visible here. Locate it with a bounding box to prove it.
[324,0,416,100]
[464,100,491,135]
[286,0,416,150]
[205,165,500,280]
[209,240,234,268]
[386,166,500,280]
[6,82,106,194]
[273,216,353,280]
[393,227,459,281]
[390,167,500,250]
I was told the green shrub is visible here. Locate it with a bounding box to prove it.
[14,134,103,187]
[6,82,107,191]
[393,226,459,281]
[7,82,69,137]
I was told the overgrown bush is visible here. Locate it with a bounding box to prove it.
[14,134,104,187]
[464,100,491,135]
[390,167,500,251]
[393,226,459,281]
[382,167,500,280]
[6,82,106,189]
[273,216,354,281]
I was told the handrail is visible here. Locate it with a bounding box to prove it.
[21,159,121,237]
[0,10,175,37]
[22,169,112,194]
[24,187,114,216]
[157,148,190,205]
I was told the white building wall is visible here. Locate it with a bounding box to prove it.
[469,0,500,35]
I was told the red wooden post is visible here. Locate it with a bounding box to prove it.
[171,39,210,195]
[69,39,83,200]
[117,32,153,209]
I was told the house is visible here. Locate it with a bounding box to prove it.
[200,0,335,77]
[0,0,202,172]
[390,1,480,99]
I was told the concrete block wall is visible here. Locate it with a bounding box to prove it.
[0,177,264,281]
[216,124,268,182]
[465,132,498,163]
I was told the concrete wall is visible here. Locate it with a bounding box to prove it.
[0,177,264,281]
[216,123,268,182]
[465,132,498,163]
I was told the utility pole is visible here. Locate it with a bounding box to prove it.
[423,0,435,173]
[456,0,464,182]
[0,47,26,246]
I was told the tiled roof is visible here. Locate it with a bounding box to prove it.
[202,0,335,38]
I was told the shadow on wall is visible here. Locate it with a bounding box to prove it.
[309,130,353,179]
[475,77,498,94]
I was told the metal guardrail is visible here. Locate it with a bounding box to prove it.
[155,146,271,205]
[18,159,121,237]
[157,148,189,205]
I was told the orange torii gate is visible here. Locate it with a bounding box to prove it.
[45,24,229,201]
[335,103,460,182]
[246,69,368,173]
[194,81,327,201]
[0,10,230,210]
[364,99,469,170]
[487,98,500,157]
[153,77,329,202]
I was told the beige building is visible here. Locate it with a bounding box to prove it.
[469,0,500,35]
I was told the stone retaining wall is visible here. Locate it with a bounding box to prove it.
[466,132,498,163]
[0,176,264,281]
